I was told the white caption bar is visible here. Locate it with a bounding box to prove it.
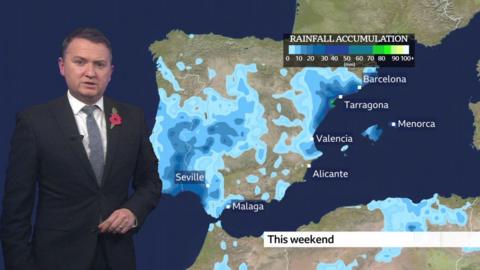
[264,232,480,248]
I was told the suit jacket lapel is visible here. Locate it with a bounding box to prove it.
[50,95,98,185]
[102,97,121,187]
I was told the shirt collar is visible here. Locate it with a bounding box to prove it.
[67,90,104,115]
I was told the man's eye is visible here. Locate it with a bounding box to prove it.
[73,59,84,65]
[96,62,106,68]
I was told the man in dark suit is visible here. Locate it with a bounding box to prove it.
[0,27,162,270]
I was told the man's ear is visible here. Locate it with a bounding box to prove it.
[58,57,65,76]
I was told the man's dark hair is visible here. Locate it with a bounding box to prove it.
[62,27,112,59]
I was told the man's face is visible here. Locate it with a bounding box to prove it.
[58,38,113,104]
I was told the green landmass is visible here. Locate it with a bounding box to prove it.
[189,205,383,270]
[189,225,225,268]
[294,0,480,46]
[438,194,474,209]
[477,59,480,79]
[189,196,480,269]
[469,101,480,150]
[298,206,383,231]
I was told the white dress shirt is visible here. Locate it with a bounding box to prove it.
[67,91,138,227]
[67,90,107,159]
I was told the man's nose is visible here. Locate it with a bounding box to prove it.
[85,63,96,77]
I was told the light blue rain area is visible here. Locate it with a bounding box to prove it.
[367,194,472,263]
[272,67,362,161]
[340,145,349,152]
[189,34,195,39]
[220,240,227,250]
[279,68,288,77]
[276,103,282,113]
[151,60,269,218]
[363,67,378,77]
[258,167,267,175]
[214,255,231,270]
[254,185,261,196]
[361,124,383,142]
[246,175,259,184]
[208,68,217,80]
[274,180,290,201]
[176,61,186,71]
[156,57,182,91]
[316,259,359,270]
[233,241,238,248]
[373,248,401,263]
[463,247,480,253]
[272,115,302,127]
[238,263,248,270]
[273,156,282,169]
[261,192,270,201]
[195,58,204,65]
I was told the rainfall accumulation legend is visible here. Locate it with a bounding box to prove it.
[283,33,415,67]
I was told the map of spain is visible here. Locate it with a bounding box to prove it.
[147,0,480,269]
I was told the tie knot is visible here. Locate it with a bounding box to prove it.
[82,105,97,116]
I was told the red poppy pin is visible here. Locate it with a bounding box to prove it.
[109,107,122,129]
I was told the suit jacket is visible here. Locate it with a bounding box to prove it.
[0,95,162,270]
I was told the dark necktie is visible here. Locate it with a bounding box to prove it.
[82,105,105,186]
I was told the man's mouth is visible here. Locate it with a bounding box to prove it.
[83,82,97,88]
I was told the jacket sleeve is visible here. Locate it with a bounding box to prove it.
[0,112,38,269]
[122,110,162,229]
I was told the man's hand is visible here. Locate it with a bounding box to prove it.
[98,208,137,234]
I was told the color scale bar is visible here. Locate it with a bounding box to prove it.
[288,45,409,55]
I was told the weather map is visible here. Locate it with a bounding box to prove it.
[147,0,480,269]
